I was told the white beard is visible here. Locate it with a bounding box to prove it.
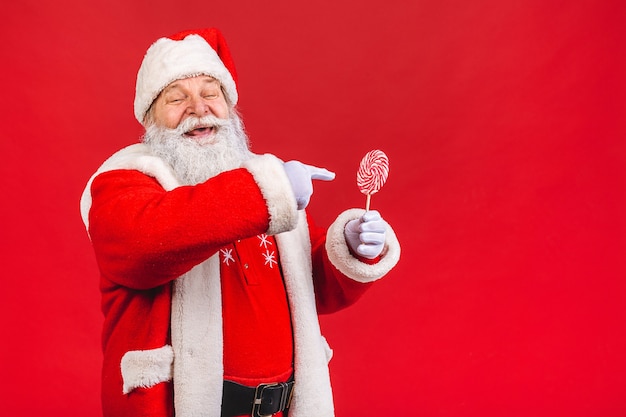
[143,112,253,185]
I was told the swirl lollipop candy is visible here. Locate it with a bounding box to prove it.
[357,149,389,210]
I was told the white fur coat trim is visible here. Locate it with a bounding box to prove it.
[276,212,335,416]
[171,255,224,415]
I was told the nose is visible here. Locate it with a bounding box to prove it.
[187,96,210,117]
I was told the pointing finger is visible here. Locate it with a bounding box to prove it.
[306,165,336,181]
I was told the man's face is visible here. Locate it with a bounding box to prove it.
[143,78,251,185]
[150,75,230,141]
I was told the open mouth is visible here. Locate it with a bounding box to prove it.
[184,125,216,138]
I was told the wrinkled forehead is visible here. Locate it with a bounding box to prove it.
[160,75,221,95]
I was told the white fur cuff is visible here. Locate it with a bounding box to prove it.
[325,209,401,283]
[121,345,174,394]
[242,154,299,236]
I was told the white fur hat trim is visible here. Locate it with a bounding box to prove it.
[134,34,238,124]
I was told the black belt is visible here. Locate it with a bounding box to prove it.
[222,376,295,417]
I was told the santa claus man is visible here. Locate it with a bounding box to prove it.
[80,28,400,417]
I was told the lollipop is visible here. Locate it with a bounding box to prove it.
[357,149,389,210]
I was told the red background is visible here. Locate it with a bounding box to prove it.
[1,0,625,415]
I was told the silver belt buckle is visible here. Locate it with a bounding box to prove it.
[252,382,292,417]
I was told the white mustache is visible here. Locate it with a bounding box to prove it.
[175,115,229,135]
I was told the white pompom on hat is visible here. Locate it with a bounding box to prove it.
[134,28,238,125]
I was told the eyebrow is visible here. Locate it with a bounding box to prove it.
[168,77,218,89]
[161,84,183,96]
[201,77,219,85]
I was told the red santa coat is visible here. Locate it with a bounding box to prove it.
[80,144,401,417]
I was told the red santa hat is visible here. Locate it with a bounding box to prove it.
[134,28,239,125]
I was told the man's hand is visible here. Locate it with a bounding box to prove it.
[344,210,387,259]
[283,161,335,210]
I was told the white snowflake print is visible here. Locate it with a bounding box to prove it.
[220,248,235,266]
[257,234,273,249]
[263,250,277,268]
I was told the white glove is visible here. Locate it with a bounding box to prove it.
[283,161,335,210]
[344,210,387,259]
